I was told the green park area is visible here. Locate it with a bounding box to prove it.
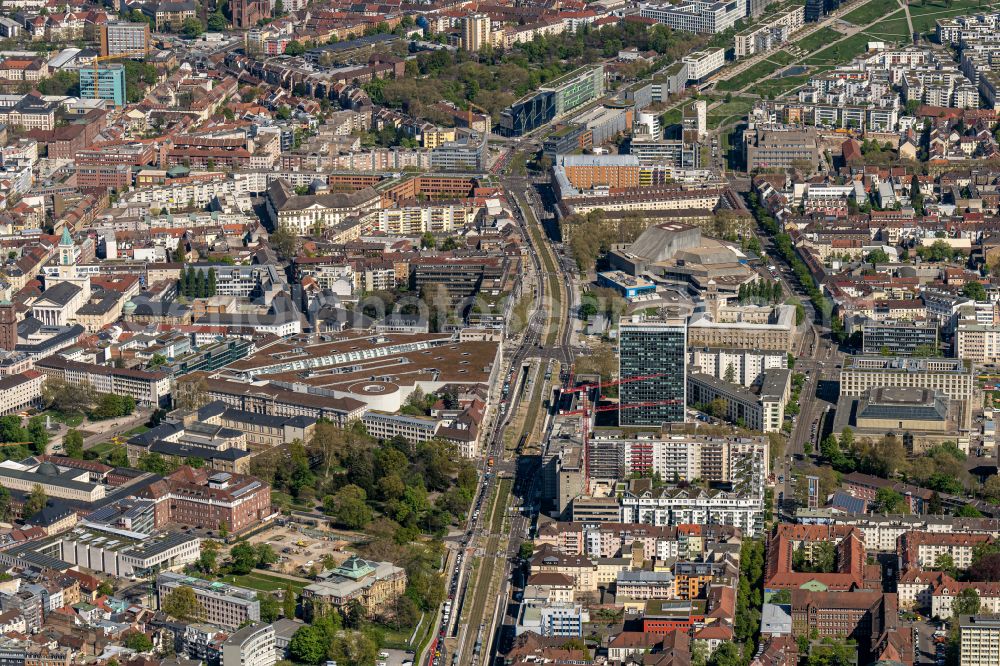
[795,27,843,52]
[841,0,901,26]
[216,571,309,593]
[707,97,756,129]
[716,50,795,92]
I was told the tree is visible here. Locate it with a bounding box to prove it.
[329,484,373,530]
[282,582,297,618]
[275,105,292,121]
[288,625,326,665]
[0,487,11,522]
[911,175,924,215]
[963,280,988,301]
[519,542,534,560]
[970,552,1000,582]
[269,226,300,260]
[708,398,728,419]
[256,543,279,568]
[866,248,890,264]
[181,17,204,38]
[928,491,943,515]
[161,585,203,621]
[124,632,153,653]
[174,241,187,264]
[956,504,983,518]
[285,40,305,56]
[207,12,226,31]
[229,542,259,575]
[984,475,1000,503]
[953,588,981,617]
[138,452,171,475]
[43,378,95,415]
[260,593,281,622]
[198,547,218,574]
[935,553,958,577]
[22,484,46,519]
[724,362,736,384]
[27,416,49,456]
[63,428,83,460]
[872,487,904,513]
[709,638,742,666]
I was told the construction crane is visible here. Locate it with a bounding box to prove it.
[466,101,489,130]
[88,50,151,100]
[556,373,682,492]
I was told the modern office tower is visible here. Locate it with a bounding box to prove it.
[618,316,686,426]
[461,13,491,52]
[79,64,126,106]
[100,21,150,56]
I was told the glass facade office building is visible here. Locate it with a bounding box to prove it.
[618,318,687,426]
[80,64,127,107]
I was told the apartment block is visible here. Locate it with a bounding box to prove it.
[734,7,805,58]
[960,615,1000,666]
[158,573,260,630]
[100,22,150,57]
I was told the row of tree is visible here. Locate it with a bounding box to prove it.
[737,279,782,305]
[42,378,135,421]
[178,267,217,299]
[820,429,974,500]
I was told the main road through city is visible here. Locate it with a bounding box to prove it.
[421,141,574,666]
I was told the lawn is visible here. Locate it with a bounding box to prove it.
[754,70,822,99]
[768,50,796,66]
[716,55,791,92]
[661,105,684,127]
[87,441,121,458]
[803,33,875,65]
[707,97,755,129]
[863,17,913,42]
[795,27,842,53]
[38,410,84,428]
[217,572,309,594]
[841,0,901,26]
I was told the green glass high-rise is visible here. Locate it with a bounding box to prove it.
[618,316,687,426]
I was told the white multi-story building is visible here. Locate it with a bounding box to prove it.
[682,48,726,81]
[955,322,1000,363]
[158,573,261,631]
[688,347,787,386]
[222,623,276,666]
[960,615,1000,666]
[375,202,481,235]
[620,486,763,537]
[639,0,746,34]
[54,524,201,578]
[734,6,804,58]
[839,356,976,400]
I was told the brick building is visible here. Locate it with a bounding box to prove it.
[139,466,271,534]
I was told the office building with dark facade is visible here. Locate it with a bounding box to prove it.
[860,318,938,356]
[497,65,604,137]
[618,316,687,426]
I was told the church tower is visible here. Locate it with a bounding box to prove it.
[58,226,75,279]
